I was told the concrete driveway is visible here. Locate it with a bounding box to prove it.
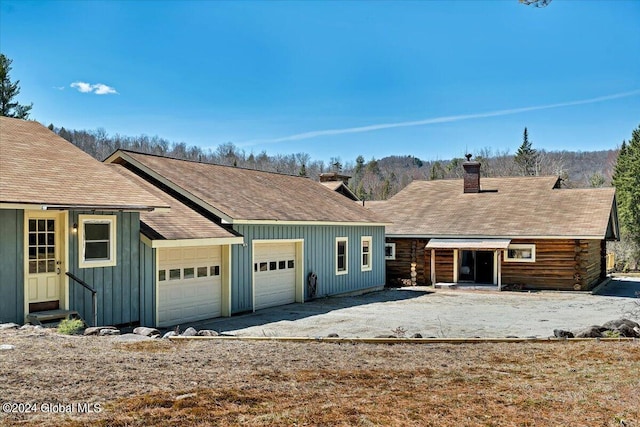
[189,277,640,338]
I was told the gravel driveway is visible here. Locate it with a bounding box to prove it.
[191,277,640,338]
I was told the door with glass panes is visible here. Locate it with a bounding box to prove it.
[25,211,65,312]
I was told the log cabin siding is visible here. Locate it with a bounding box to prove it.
[500,239,604,291]
[385,237,606,291]
[425,249,455,284]
[385,239,427,285]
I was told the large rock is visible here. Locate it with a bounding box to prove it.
[84,326,118,336]
[111,333,154,342]
[181,327,198,337]
[574,325,604,338]
[162,331,178,339]
[133,327,160,337]
[99,329,120,336]
[0,323,20,330]
[0,344,15,351]
[615,324,640,338]
[196,330,218,337]
[553,329,575,339]
[602,318,640,331]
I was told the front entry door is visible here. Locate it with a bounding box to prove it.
[25,212,65,312]
[475,251,494,283]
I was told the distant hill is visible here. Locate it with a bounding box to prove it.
[49,124,618,201]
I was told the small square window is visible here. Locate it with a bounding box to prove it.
[184,268,195,279]
[269,261,277,271]
[211,265,220,276]
[254,263,258,272]
[197,267,208,277]
[169,269,181,280]
[159,270,166,281]
[259,262,268,272]
[279,260,286,270]
[385,243,396,260]
[288,260,294,269]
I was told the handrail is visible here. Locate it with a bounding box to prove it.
[65,272,98,327]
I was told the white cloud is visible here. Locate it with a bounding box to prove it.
[70,81,118,95]
[240,90,640,146]
[53,86,65,91]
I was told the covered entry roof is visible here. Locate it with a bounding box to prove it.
[426,238,511,250]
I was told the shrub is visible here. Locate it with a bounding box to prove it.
[58,318,84,335]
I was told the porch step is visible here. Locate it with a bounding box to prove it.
[26,309,84,327]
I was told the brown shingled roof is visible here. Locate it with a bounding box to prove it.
[108,165,239,240]
[367,176,616,238]
[109,150,386,224]
[0,117,167,210]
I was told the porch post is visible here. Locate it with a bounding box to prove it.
[453,249,459,284]
[497,250,502,291]
[430,249,436,286]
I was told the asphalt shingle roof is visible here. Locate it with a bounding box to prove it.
[113,150,386,223]
[0,117,167,210]
[108,164,238,240]
[366,176,616,238]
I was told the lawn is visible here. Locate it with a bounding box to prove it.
[1,329,638,426]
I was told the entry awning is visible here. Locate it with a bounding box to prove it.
[425,238,511,250]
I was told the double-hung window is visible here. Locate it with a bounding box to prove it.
[78,215,117,268]
[361,236,372,271]
[336,237,348,275]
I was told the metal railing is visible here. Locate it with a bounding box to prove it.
[65,272,97,327]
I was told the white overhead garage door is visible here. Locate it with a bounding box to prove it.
[253,242,297,311]
[157,246,222,327]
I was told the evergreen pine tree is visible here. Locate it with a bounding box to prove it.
[0,54,33,119]
[612,126,640,259]
[514,127,539,176]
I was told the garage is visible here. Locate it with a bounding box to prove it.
[253,241,299,311]
[157,246,223,327]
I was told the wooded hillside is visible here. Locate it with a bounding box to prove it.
[50,124,618,200]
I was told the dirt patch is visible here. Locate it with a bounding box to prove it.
[1,328,638,426]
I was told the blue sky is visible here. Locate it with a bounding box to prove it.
[1,0,639,163]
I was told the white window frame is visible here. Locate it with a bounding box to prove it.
[335,237,348,275]
[78,214,117,268]
[504,244,536,263]
[385,243,396,260]
[361,236,373,272]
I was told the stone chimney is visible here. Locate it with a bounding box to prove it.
[462,154,481,193]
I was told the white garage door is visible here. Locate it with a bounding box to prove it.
[157,246,222,327]
[253,242,297,311]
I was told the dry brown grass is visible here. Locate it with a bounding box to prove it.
[0,329,638,426]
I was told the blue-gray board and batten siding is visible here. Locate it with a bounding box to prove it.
[230,224,386,314]
[68,211,143,326]
[0,209,25,324]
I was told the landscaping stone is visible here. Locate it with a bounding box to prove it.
[99,329,120,336]
[326,333,339,338]
[19,324,34,330]
[181,327,198,337]
[615,324,640,338]
[553,329,575,338]
[411,333,423,338]
[84,326,118,336]
[574,326,604,338]
[196,330,218,336]
[0,323,20,330]
[111,333,153,342]
[162,331,178,339]
[0,344,15,351]
[602,318,640,331]
[374,335,397,339]
[133,327,160,337]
